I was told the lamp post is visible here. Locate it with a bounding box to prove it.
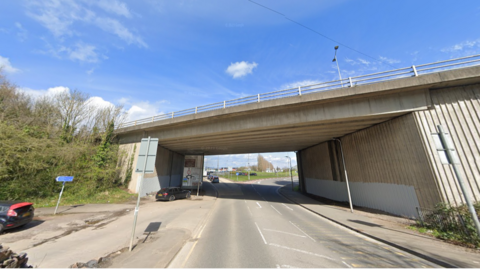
[332,46,343,87]
[285,156,293,191]
[332,138,353,213]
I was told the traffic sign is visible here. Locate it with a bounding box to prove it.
[135,138,159,173]
[56,176,74,182]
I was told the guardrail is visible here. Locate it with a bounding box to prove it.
[118,54,480,129]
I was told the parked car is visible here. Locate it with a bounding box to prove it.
[207,174,213,180]
[156,187,191,201]
[0,201,35,233]
[211,176,219,183]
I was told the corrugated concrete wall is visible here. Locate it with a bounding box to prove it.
[414,84,480,207]
[302,114,438,217]
[341,114,441,210]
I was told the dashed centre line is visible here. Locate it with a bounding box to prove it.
[282,203,293,210]
[256,202,262,208]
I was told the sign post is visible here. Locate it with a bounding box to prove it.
[433,125,480,238]
[54,176,74,215]
[129,137,158,252]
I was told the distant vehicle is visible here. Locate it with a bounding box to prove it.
[211,176,219,183]
[207,171,213,175]
[0,201,35,233]
[156,187,191,201]
[208,174,214,180]
[250,173,257,176]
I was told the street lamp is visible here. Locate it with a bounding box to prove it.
[285,156,293,191]
[332,46,343,87]
[332,138,354,213]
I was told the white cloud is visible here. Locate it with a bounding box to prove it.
[26,0,95,38]
[88,96,114,109]
[125,101,166,122]
[26,0,146,48]
[379,56,401,64]
[441,39,480,53]
[18,86,70,99]
[91,0,132,18]
[15,22,28,42]
[95,17,147,47]
[67,43,99,63]
[0,55,20,74]
[358,58,370,66]
[281,79,322,89]
[226,61,258,79]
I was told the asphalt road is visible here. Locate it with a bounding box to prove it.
[180,178,438,268]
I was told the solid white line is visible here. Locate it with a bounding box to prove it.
[342,261,352,268]
[263,228,305,238]
[282,203,293,210]
[255,222,267,244]
[269,243,336,261]
[256,202,262,208]
[270,205,282,215]
[289,221,316,242]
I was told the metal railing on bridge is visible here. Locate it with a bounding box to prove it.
[119,54,480,129]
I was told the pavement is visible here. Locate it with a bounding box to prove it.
[98,183,218,268]
[278,184,480,268]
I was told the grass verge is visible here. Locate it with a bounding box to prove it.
[30,187,137,208]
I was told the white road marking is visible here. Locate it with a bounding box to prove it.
[289,221,316,242]
[256,202,262,208]
[263,228,305,238]
[255,222,268,244]
[342,261,352,268]
[270,205,282,215]
[282,203,294,210]
[269,243,336,261]
[181,223,208,267]
[244,200,246,203]
[247,206,253,217]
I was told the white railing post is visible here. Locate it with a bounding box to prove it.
[171,112,174,118]
[195,107,197,114]
[134,121,137,126]
[152,116,154,122]
[224,101,226,108]
[349,77,353,87]
[298,86,302,96]
[412,65,418,77]
[258,94,260,102]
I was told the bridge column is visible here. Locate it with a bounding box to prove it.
[118,142,185,196]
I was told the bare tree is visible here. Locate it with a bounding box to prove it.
[53,89,93,142]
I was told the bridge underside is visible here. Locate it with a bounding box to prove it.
[115,66,480,220]
[156,113,406,155]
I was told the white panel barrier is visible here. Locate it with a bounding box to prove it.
[305,178,420,218]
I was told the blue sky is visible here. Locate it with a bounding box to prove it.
[1,0,479,168]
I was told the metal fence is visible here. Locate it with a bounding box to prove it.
[416,206,479,240]
[118,54,480,129]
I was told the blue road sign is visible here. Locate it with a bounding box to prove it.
[56,176,74,182]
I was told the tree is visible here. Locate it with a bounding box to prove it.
[54,89,93,143]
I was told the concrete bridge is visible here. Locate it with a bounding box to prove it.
[116,56,480,219]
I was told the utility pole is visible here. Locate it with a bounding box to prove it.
[332,46,343,87]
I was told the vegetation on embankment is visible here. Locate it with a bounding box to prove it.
[0,73,133,206]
